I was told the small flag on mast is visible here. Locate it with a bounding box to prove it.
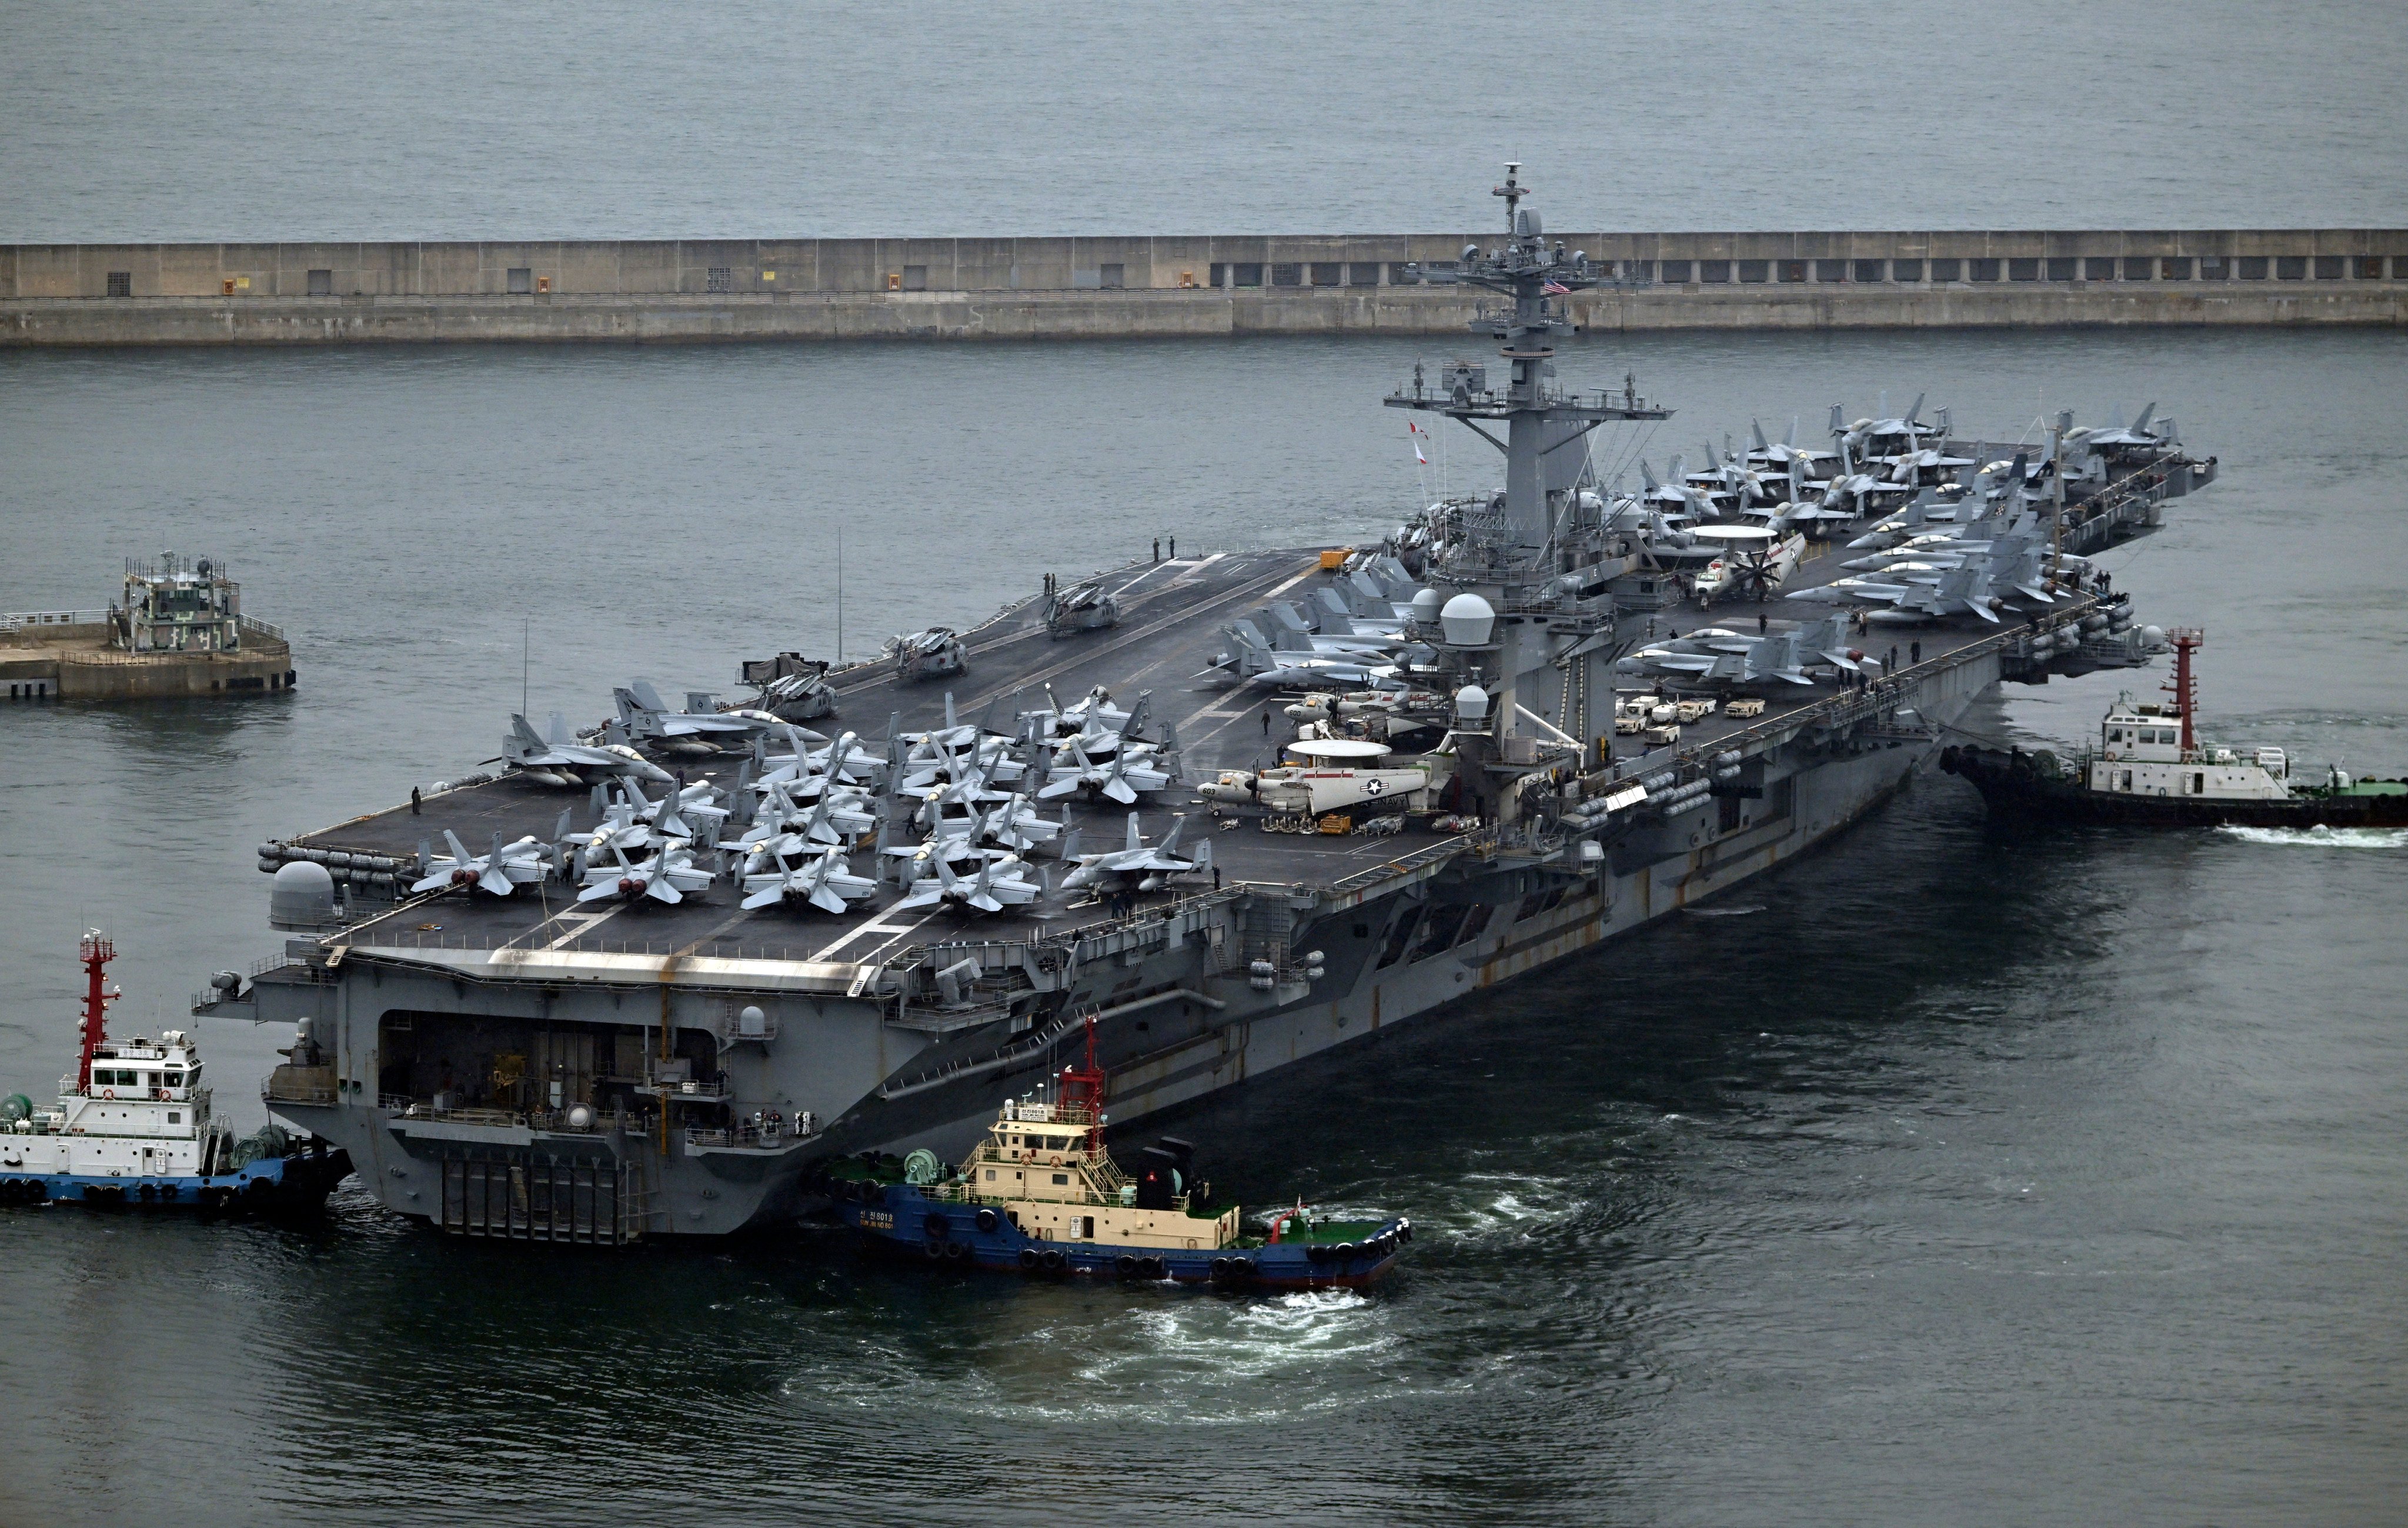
[1542,279,1571,296]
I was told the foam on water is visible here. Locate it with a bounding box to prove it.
[2217,825,2408,849]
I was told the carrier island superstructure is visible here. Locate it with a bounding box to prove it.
[202,172,2215,1243]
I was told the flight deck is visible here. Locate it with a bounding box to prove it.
[283,458,2162,986]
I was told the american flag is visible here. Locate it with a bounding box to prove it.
[1542,279,1571,296]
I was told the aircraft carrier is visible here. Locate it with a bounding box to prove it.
[201,171,2217,1243]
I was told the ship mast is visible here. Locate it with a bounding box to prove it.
[1386,164,1671,823]
[2163,628,2203,757]
[77,930,117,1094]
[1057,1010,1107,1155]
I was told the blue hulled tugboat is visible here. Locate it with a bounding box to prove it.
[0,933,351,1213]
[819,1019,1410,1289]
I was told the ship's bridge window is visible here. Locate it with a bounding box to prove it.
[164,1072,183,1087]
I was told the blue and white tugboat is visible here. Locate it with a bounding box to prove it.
[821,1018,1410,1289]
[0,933,351,1212]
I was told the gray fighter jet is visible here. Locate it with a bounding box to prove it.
[1060,813,1211,893]
[613,680,777,755]
[410,824,561,897]
[502,711,674,787]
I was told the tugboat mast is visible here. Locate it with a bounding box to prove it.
[76,931,116,1095]
[2164,628,2204,757]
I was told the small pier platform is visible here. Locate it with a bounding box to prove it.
[3,554,296,701]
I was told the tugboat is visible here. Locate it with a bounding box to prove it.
[1941,630,2408,828]
[819,1019,1410,1289]
[0,933,352,1212]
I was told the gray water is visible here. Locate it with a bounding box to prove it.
[7,12,2408,1522]
[6,0,2408,240]
[2,328,2405,1526]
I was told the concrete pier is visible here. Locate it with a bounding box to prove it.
[6,230,2402,345]
[1,615,295,700]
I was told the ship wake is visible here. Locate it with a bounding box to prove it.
[2216,825,2408,850]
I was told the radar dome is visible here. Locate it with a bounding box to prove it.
[1454,685,1491,723]
[269,860,336,930]
[1409,588,1442,625]
[2141,625,2165,649]
[1440,592,1496,646]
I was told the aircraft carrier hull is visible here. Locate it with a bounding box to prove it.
[212,411,2203,1243]
[228,604,2011,1240]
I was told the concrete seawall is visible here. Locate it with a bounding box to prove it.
[8,231,2402,344]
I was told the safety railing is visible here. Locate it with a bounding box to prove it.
[0,609,111,632]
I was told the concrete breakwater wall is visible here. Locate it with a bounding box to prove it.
[6,230,2402,344]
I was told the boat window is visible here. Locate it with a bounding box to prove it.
[1051,1173,1069,1186]
[168,1112,181,1124]
[165,1072,183,1087]
[984,1169,996,1181]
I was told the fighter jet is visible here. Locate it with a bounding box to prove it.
[2071,402,2166,452]
[1643,456,1726,519]
[1861,564,2012,626]
[1249,606,1410,660]
[1745,417,1841,476]
[1023,683,1129,738]
[613,680,777,754]
[738,778,883,849]
[977,795,1073,854]
[739,844,880,914]
[502,711,674,788]
[410,826,558,897]
[1845,485,1962,550]
[1036,739,1174,805]
[1060,813,1211,894]
[1836,392,1937,460]
[576,839,716,905]
[893,852,1043,915]
[1197,623,1404,692]
[621,779,727,840]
